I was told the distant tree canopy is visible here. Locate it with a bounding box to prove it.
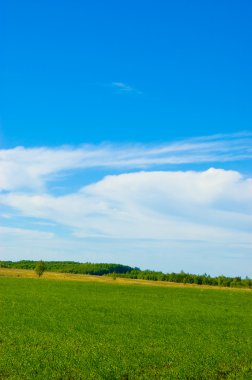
[0,260,137,276]
[0,260,251,288]
[110,270,252,289]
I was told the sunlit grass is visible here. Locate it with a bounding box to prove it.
[0,276,251,379]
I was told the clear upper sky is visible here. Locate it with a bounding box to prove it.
[0,1,252,276]
[1,0,252,146]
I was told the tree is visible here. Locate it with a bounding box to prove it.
[35,260,46,277]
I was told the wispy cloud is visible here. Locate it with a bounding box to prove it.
[0,133,251,192]
[0,226,54,239]
[111,81,142,94]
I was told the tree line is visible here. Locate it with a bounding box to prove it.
[0,260,136,276]
[107,269,252,288]
[0,260,251,288]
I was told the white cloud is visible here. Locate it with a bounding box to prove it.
[0,134,252,275]
[0,132,251,192]
[1,169,252,245]
[111,82,142,94]
[0,226,54,240]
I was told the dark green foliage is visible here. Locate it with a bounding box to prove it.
[0,277,251,379]
[108,270,252,289]
[0,260,251,288]
[35,260,46,277]
[0,260,136,276]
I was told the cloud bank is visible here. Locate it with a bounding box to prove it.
[0,132,251,192]
[0,133,252,275]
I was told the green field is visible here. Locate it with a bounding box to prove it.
[0,277,251,379]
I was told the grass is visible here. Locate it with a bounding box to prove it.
[0,276,251,379]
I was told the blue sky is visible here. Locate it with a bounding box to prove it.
[0,1,252,276]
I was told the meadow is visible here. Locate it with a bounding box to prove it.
[0,275,251,379]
